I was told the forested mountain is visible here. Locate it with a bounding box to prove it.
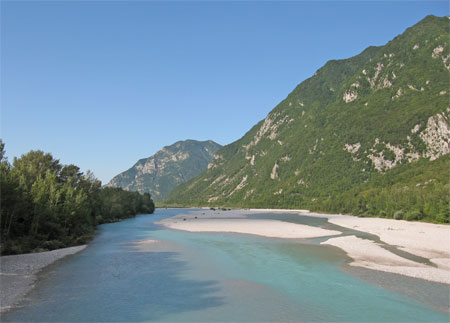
[165,15,449,223]
[0,141,155,255]
[107,140,222,202]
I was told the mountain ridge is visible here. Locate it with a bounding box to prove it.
[107,139,222,202]
[165,15,449,223]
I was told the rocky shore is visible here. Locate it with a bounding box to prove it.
[0,245,87,313]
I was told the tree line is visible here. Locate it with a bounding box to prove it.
[0,141,155,255]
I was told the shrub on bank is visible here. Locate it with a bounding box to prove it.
[393,210,405,220]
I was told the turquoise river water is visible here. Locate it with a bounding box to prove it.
[3,209,449,322]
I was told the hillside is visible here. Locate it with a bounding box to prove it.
[107,140,222,202]
[165,15,449,223]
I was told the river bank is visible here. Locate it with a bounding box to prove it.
[157,209,450,284]
[0,245,87,313]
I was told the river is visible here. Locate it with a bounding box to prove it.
[2,209,449,322]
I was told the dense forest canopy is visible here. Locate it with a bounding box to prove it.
[0,140,155,255]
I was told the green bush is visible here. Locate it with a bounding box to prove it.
[435,212,449,223]
[358,211,372,218]
[405,210,422,221]
[42,240,65,250]
[393,210,405,220]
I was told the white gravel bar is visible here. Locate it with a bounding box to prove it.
[159,209,450,284]
[156,210,340,239]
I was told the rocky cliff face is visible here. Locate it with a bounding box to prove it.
[165,16,449,221]
[106,140,222,202]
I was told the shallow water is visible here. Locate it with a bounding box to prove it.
[3,209,449,322]
[248,213,435,265]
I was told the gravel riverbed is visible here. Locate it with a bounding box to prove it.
[0,245,87,313]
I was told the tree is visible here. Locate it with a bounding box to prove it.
[13,150,62,192]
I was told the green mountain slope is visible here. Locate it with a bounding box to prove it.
[165,16,449,222]
[106,140,222,202]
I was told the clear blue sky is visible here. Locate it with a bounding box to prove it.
[1,1,448,184]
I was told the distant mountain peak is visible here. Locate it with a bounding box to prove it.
[106,139,222,202]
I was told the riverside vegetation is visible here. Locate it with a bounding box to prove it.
[0,141,155,255]
[165,16,449,224]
